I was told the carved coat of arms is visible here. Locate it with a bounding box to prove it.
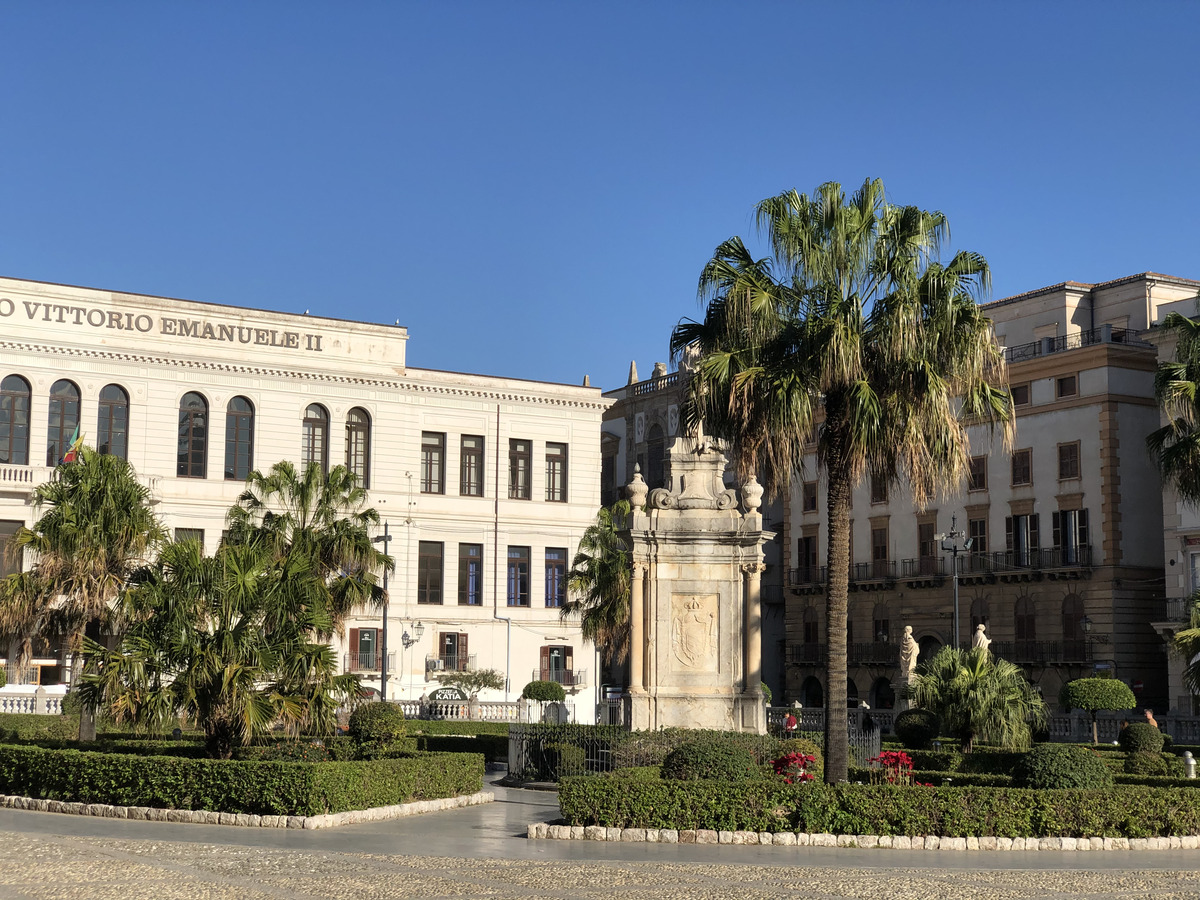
[671,597,716,669]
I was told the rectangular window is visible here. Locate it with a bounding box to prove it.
[1006,513,1040,567]
[1011,448,1032,486]
[802,481,818,513]
[421,432,445,494]
[870,474,887,504]
[871,526,889,577]
[348,627,378,671]
[1052,509,1090,565]
[174,528,204,547]
[545,442,568,502]
[1011,383,1031,407]
[417,541,444,605]
[1058,442,1080,480]
[968,455,987,492]
[968,517,988,554]
[798,535,819,580]
[545,547,567,607]
[540,644,574,684]
[507,545,530,606]
[439,631,469,672]
[1056,375,1078,399]
[918,521,938,574]
[601,453,617,506]
[509,439,531,500]
[458,543,483,606]
[460,435,484,496]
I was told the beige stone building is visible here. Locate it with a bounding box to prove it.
[782,273,1200,713]
[0,275,608,719]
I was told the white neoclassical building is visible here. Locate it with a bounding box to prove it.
[0,275,609,720]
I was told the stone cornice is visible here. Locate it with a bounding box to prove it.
[0,340,610,410]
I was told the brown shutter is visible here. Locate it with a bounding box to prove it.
[540,645,550,681]
[349,628,359,653]
[458,632,468,670]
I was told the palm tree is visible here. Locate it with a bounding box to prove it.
[671,179,1013,782]
[79,535,360,758]
[224,460,390,634]
[0,446,166,684]
[562,500,632,667]
[907,646,1047,752]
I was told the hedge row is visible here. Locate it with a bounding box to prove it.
[405,721,510,736]
[0,744,483,816]
[414,734,508,762]
[558,777,1200,837]
[0,713,80,742]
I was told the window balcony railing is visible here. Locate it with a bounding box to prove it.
[1003,325,1153,364]
[761,584,785,605]
[992,640,1093,665]
[1165,597,1193,622]
[426,653,477,674]
[344,651,396,673]
[1040,545,1093,569]
[789,566,827,587]
[902,557,946,577]
[533,668,588,688]
[848,642,899,666]
[851,561,896,582]
[789,643,826,665]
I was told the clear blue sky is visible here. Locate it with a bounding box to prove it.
[1,3,1197,390]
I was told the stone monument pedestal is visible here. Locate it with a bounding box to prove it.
[624,438,771,735]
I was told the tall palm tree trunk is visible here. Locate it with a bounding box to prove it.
[823,443,852,783]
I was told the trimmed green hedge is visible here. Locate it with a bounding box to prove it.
[405,721,510,736]
[558,777,1200,837]
[0,714,80,742]
[414,734,507,762]
[0,743,483,816]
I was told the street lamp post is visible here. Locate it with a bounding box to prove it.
[373,523,391,701]
[936,514,973,651]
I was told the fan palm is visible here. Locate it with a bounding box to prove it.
[0,447,166,681]
[907,646,1047,752]
[224,460,390,634]
[671,179,1013,782]
[562,500,632,665]
[1148,308,1200,503]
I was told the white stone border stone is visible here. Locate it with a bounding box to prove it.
[526,822,1200,851]
[0,791,494,829]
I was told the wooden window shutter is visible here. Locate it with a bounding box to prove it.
[1030,514,1040,549]
[540,645,550,680]
[1005,517,1013,551]
[349,628,360,653]
[565,646,574,670]
[459,633,468,668]
[1051,512,1061,548]
[1078,509,1089,546]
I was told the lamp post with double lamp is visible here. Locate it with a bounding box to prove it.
[936,514,973,651]
[372,523,391,701]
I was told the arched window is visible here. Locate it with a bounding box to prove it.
[800,676,823,708]
[1061,594,1084,659]
[872,602,891,644]
[646,424,665,490]
[302,404,329,475]
[871,677,896,710]
[970,596,990,632]
[0,375,31,465]
[846,678,859,707]
[224,397,255,481]
[47,380,81,466]
[345,407,371,488]
[97,384,129,459]
[177,392,208,478]
[1015,596,1037,645]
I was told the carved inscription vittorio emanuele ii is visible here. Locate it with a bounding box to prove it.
[670,593,718,670]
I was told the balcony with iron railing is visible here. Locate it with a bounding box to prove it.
[1165,597,1193,623]
[901,557,946,578]
[1003,325,1153,365]
[848,642,899,666]
[425,653,477,674]
[532,668,588,688]
[789,643,827,665]
[344,651,397,673]
[992,640,1093,665]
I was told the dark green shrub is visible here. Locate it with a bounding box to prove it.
[778,737,823,780]
[236,742,331,763]
[0,743,482,815]
[0,713,80,742]
[60,691,83,717]
[956,750,1025,775]
[0,667,6,689]
[347,702,407,745]
[1124,751,1169,776]
[521,680,566,703]
[906,749,962,772]
[415,734,508,763]
[1013,744,1112,789]
[894,709,940,750]
[405,720,509,736]
[661,740,757,781]
[1119,723,1165,754]
[610,765,661,780]
[558,777,1200,836]
[609,728,777,769]
[543,741,586,777]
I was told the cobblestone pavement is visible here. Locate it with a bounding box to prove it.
[2,784,1199,899]
[4,830,1200,900]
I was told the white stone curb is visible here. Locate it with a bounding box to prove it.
[0,790,494,829]
[526,822,1200,851]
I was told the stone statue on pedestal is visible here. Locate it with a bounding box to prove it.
[972,623,991,653]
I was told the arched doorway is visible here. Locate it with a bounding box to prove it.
[847,678,859,707]
[800,676,823,708]
[871,677,896,710]
[918,635,942,666]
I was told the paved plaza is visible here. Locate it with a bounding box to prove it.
[1,783,1199,899]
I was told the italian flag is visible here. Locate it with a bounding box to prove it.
[60,424,83,464]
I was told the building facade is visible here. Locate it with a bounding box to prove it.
[782,273,1200,713]
[0,276,608,719]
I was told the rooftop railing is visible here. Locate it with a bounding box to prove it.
[1003,325,1153,364]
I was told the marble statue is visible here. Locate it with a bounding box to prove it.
[899,626,919,681]
[972,623,991,653]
